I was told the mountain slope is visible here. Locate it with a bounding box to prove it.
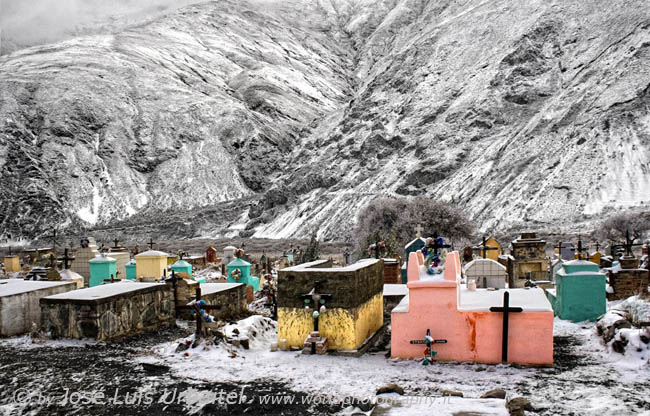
[1,0,649,242]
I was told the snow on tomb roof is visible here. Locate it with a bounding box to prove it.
[135,250,169,257]
[0,279,74,297]
[43,282,167,302]
[59,269,84,280]
[200,282,244,296]
[282,258,380,273]
[224,246,237,250]
[458,287,552,312]
[404,237,426,249]
[463,258,506,272]
[383,284,408,297]
[89,255,116,263]
[228,258,251,267]
[171,259,192,268]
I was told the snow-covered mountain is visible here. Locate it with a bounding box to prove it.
[1,0,649,242]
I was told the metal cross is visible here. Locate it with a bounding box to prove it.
[113,238,121,249]
[148,237,156,250]
[489,291,523,362]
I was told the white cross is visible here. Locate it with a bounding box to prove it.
[415,224,424,238]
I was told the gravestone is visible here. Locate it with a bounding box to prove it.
[510,233,548,288]
[464,258,507,289]
[277,258,384,352]
[125,259,137,280]
[89,254,117,287]
[1,280,76,336]
[391,250,553,365]
[545,260,606,322]
[70,237,100,286]
[206,246,218,263]
[227,258,259,291]
[223,246,236,266]
[135,250,169,281]
[401,237,426,283]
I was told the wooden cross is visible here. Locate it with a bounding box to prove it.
[148,238,156,250]
[613,230,643,258]
[113,238,121,249]
[181,287,222,337]
[59,248,75,269]
[489,291,523,362]
[7,246,12,256]
[415,224,424,238]
[476,236,499,259]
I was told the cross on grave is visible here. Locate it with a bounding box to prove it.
[613,230,643,258]
[113,238,121,249]
[148,238,156,250]
[410,328,447,365]
[301,281,332,354]
[431,233,451,256]
[575,238,589,261]
[187,288,222,338]
[7,246,12,256]
[475,236,499,259]
[49,228,58,255]
[415,224,424,239]
[103,273,120,284]
[58,248,75,270]
[594,241,601,253]
[165,270,182,318]
[489,291,523,362]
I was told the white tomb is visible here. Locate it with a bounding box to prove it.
[463,258,507,289]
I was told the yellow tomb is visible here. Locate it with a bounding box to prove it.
[475,236,502,261]
[277,259,384,351]
[3,256,21,273]
[135,250,169,281]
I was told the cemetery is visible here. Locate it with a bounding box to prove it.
[0,226,648,415]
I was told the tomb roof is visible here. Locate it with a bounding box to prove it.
[404,237,426,249]
[171,259,192,268]
[89,255,116,263]
[463,258,506,272]
[228,258,251,267]
[383,283,408,297]
[0,279,74,297]
[283,258,380,272]
[135,250,169,257]
[224,246,237,250]
[458,287,552,312]
[200,282,244,295]
[43,282,165,302]
[59,269,84,280]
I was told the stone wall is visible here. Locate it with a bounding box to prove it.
[278,259,383,309]
[607,269,649,301]
[173,281,247,321]
[40,285,174,340]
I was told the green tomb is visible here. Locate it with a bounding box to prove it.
[88,255,118,287]
[545,259,606,322]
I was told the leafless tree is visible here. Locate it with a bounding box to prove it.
[354,196,474,256]
[596,211,650,242]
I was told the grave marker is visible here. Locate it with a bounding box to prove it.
[489,291,523,362]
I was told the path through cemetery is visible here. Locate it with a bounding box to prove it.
[0,326,342,415]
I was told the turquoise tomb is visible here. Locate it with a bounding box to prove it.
[88,255,118,287]
[545,259,606,322]
[227,257,259,291]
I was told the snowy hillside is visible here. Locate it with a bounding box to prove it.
[1,0,649,241]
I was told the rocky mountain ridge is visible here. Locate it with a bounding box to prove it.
[1,0,649,242]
